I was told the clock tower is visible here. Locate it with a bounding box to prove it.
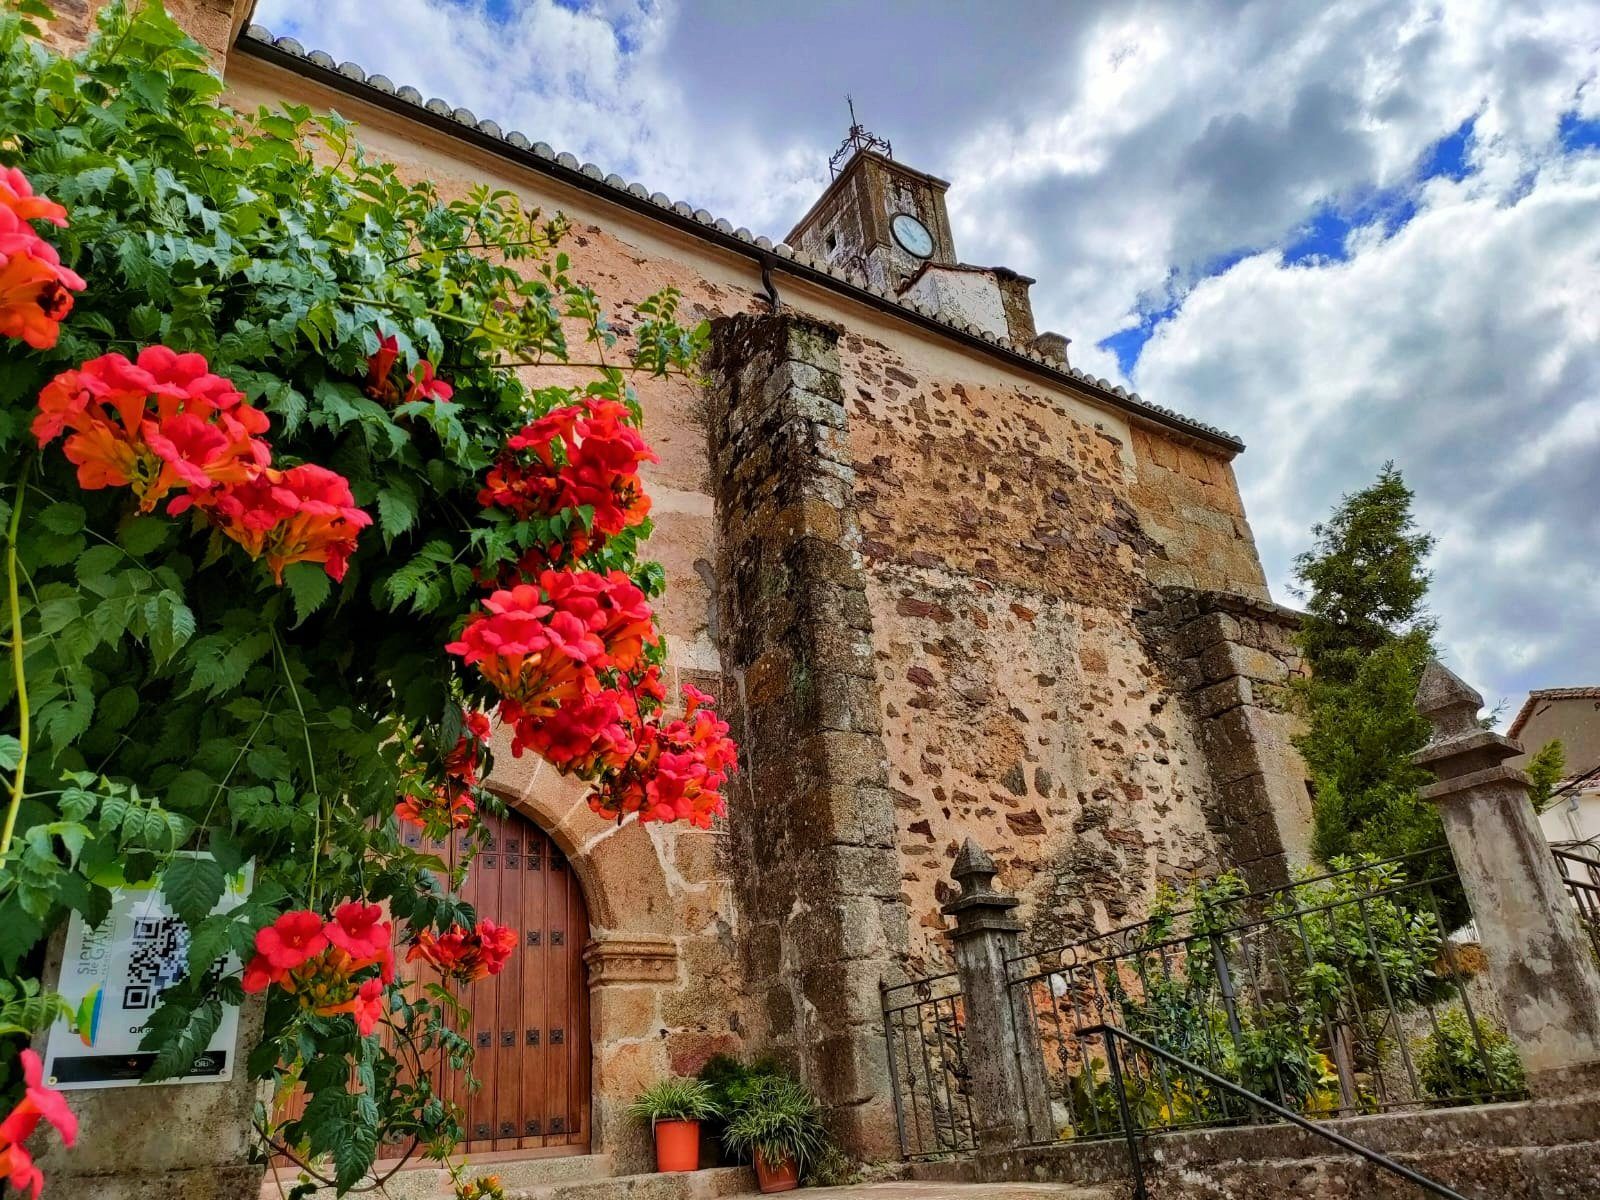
[786,118,957,294]
[785,112,1064,361]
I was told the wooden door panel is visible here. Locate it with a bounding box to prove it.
[274,808,591,1164]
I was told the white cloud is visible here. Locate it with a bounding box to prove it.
[1135,154,1600,702]
[250,0,1600,707]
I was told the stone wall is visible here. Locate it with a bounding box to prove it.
[704,312,908,1157]
[836,332,1244,967]
[1127,423,1269,597]
[1145,587,1314,889]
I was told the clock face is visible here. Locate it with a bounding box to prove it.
[891,212,935,259]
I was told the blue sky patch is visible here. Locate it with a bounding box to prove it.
[1559,111,1600,152]
[1104,116,1481,374]
[1418,115,1476,181]
[1097,293,1184,377]
[1283,205,1351,264]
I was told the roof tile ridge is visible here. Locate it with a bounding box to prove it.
[240,24,1244,448]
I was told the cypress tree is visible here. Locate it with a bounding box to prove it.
[1291,464,1446,872]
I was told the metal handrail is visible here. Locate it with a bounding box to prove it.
[1076,1023,1473,1200]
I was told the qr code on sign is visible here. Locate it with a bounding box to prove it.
[124,916,190,1011]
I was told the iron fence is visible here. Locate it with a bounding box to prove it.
[1006,852,1524,1146]
[1552,844,1600,962]
[879,971,975,1159]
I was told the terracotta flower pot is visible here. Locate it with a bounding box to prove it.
[653,1118,701,1172]
[754,1149,799,1193]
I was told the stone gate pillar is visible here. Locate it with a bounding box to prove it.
[1413,660,1600,1094]
[941,840,1053,1149]
[706,312,909,1157]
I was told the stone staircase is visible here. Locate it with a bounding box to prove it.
[264,1158,1118,1200]
[796,1185,1117,1199]
[259,1155,753,1200]
[926,1092,1600,1199]
[500,1164,753,1200]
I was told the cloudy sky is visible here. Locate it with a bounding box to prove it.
[251,0,1600,718]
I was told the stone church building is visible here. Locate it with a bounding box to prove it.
[46,1,1320,1186]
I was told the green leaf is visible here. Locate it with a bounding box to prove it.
[330,1107,380,1190]
[181,630,273,698]
[74,544,126,586]
[206,828,245,876]
[121,801,191,853]
[0,907,44,974]
[0,978,72,1038]
[0,735,21,772]
[35,692,95,748]
[46,821,92,866]
[376,481,419,541]
[98,685,140,731]
[119,515,171,556]
[147,591,197,664]
[142,998,222,1082]
[38,502,85,535]
[184,913,236,979]
[161,855,227,926]
[284,562,332,626]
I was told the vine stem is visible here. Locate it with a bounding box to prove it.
[271,627,322,908]
[1,457,33,859]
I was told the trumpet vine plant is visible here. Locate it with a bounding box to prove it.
[0,3,735,1196]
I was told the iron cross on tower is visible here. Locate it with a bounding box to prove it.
[830,94,893,177]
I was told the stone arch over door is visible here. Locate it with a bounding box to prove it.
[488,738,684,1171]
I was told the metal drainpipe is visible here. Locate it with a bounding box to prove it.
[757,252,781,312]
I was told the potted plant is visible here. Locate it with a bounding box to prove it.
[698,1053,785,1164]
[627,1078,720,1173]
[721,1076,827,1194]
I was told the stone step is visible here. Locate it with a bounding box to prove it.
[981,1094,1600,1190]
[263,1152,616,1199]
[507,1165,754,1200]
[1153,1139,1600,1199]
[774,1185,1116,1199]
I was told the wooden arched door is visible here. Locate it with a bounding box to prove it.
[400,806,593,1157]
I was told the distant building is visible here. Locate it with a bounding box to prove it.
[1509,688,1600,846]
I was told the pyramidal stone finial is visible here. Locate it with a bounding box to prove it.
[952,837,997,893]
[1415,660,1484,740]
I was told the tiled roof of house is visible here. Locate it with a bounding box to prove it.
[235,26,1245,452]
[1509,687,1600,741]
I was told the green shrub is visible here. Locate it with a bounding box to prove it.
[697,1051,784,1115]
[1418,1008,1525,1100]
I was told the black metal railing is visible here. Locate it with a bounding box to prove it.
[880,972,975,1159]
[1081,1024,1474,1200]
[1007,852,1524,1145]
[1552,845,1600,962]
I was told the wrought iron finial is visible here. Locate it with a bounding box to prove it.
[830,94,892,177]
